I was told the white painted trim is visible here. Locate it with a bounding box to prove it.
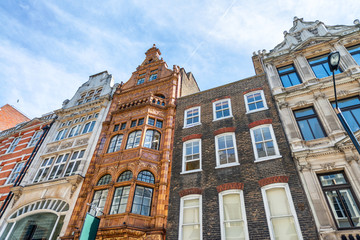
[179,194,202,240]
[261,183,303,240]
[214,132,239,168]
[249,124,281,161]
[181,139,202,173]
[212,98,233,121]
[184,106,201,128]
[244,90,268,114]
[218,189,249,240]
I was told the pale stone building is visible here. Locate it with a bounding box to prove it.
[0,71,116,240]
[253,17,360,239]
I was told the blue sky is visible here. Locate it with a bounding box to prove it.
[0,0,359,118]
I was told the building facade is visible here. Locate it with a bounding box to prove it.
[253,17,360,239]
[0,104,30,132]
[0,71,116,240]
[62,45,199,240]
[166,74,318,239]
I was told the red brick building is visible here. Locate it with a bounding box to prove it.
[0,104,30,132]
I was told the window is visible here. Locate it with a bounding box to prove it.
[82,121,96,134]
[131,120,137,128]
[110,186,131,214]
[67,121,72,126]
[28,130,43,147]
[215,133,239,168]
[277,64,302,87]
[155,120,163,128]
[138,118,144,126]
[80,117,85,122]
[114,124,119,132]
[244,90,268,113]
[148,118,155,126]
[184,107,200,127]
[137,170,155,183]
[6,137,21,153]
[137,78,145,85]
[294,107,326,141]
[179,194,202,240]
[117,170,133,182]
[332,96,360,132]
[182,139,201,173]
[347,44,360,65]
[90,189,108,216]
[126,130,142,149]
[219,190,249,240]
[54,128,67,141]
[131,171,154,216]
[262,183,303,240]
[33,157,55,183]
[120,122,127,130]
[107,134,123,153]
[149,74,157,81]
[97,174,112,185]
[6,162,25,184]
[48,153,70,180]
[318,172,360,229]
[64,150,85,176]
[308,54,342,78]
[213,99,232,120]
[143,130,161,150]
[250,125,281,161]
[68,125,81,138]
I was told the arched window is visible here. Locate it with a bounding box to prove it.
[107,134,123,153]
[82,121,96,134]
[118,171,133,182]
[126,130,142,149]
[143,130,161,150]
[137,170,155,184]
[97,174,112,186]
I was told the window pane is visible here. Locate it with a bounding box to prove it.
[298,120,315,141]
[325,190,352,228]
[319,173,346,186]
[218,136,226,149]
[266,188,291,216]
[339,189,360,227]
[223,194,242,221]
[182,225,200,240]
[186,160,200,171]
[271,217,298,240]
[224,222,245,240]
[294,108,314,118]
[308,118,325,139]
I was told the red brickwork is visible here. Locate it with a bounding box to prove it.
[211,96,231,103]
[0,104,30,131]
[213,127,236,136]
[248,119,272,129]
[216,182,244,193]
[182,134,202,142]
[243,87,263,95]
[258,176,289,187]
[179,188,203,197]
[184,104,201,110]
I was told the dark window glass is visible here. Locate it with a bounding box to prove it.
[131,185,153,216]
[97,174,112,186]
[118,171,133,182]
[138,118,144,126]
[347,44,360,65]
[294,107,326,140]
[107,134,123,153]
[125,130,142,149]
[120,122,126,130]
[137,78,145,85]
[318,172,360,228]
[277,64,302,87]
[156,120,163,128]
[332,96,360,132]
[308,54,342,78]
[89,189,108,216]
[148,118,155,126]
[131,120,137,128]
[110,186,130,215]
[137,170,155,184]
[143,130,161,150]
[114,124,119,132]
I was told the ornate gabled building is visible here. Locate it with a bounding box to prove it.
[0,71,116,240]
[253,17,360,239]
[62,45,199,240]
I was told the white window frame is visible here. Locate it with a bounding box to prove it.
[184,107,201,128]
[54,128,68,141]
[27,130,43,147]
[179,194,202,240]
[6,137,21,154]
[244,90,268,113]
[68,124,82,138]
[33,157,55,183]
[261,183,303,240]
[215,132,239,169]
[250,124,281,162]
[213,99,233,121]
[219,189,249,240]
[82,121,96,134]
[64,149,85,177]
[5,162,25,185]
[181,139,202,174]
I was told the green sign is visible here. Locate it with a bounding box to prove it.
[79,213,100,240]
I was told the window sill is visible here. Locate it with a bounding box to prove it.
[246,108,269,114]
[215,162,240,169]
[254,155,282,163]
[181,169,202,174]
[183,123,201,129]
[213,116,233,122]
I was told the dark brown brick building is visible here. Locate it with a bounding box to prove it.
[166,74,318,239]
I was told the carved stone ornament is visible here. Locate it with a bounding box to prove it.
[295,100,308,107]
[278,101,289,109]
[75,137,89,146]
[320,162,336,171]
[313,92,326,100]
[46,145,59,153]
[298,162,312,172]
[60,141,74,150]
[337,90,350,97]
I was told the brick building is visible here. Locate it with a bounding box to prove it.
[0,104,30,132]
[62,45,199,240]
[166,74,318,239]
[0,71,116,239]
[252,17,360,239]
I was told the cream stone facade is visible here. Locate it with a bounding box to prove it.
[0,71,116,240]
[253,17,360,239]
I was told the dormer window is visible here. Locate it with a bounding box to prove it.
[137,78,145,85]
[149,74,157,81]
